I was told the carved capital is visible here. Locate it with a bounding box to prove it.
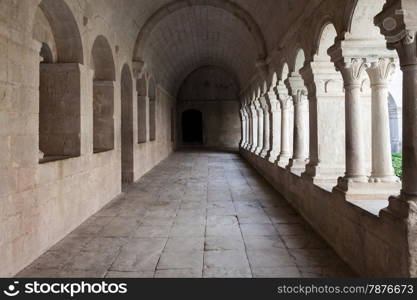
[335,58,368,86]
[293,89,309,106]
[286,74,306,96]
[366,57,397,86]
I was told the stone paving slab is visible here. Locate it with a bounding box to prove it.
[16,151,355,278]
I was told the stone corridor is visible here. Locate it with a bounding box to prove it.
[17,151,355,278]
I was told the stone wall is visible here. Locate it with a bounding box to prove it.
[0,0,174,277]
[177,66,241,151]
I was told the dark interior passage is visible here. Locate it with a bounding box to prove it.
[182,109,203,144]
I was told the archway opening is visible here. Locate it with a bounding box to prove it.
[182,110,203,145]
[91,35,116,153]
[121,65,134,184]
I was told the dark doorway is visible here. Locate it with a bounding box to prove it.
[182,109,203,144]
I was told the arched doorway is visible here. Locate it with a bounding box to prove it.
[182,109,203,145]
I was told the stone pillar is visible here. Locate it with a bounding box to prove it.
[287,75,309,173]
[300,61,346,184]
[265,89,281,163]
[243,106,250,149]
[245,106,252,150]
[260,96,271,158]
[366,58,400,183]
[254,98,264,155]
[328,48,369,189]
[240,108,246,149]
[250,103,258,153]
[374,0,417,277]
[277,81,293,167]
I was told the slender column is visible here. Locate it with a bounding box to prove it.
[332,57,369,184]
[277,82,293,167]
[287,75,309,172]
[260,96,271,158]
[366,58,400,183]
[250,103,258,153]
[255,98,264,155]
[265,90,281,163]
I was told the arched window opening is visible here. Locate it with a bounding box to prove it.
[182,110,203,144]
[148,79,157,141]
[121,65,134,184]
[35,0,83,163]
[137,76,148,143]
[388,93,402,154]
[91,36,115,153]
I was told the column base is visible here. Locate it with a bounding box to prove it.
[277,155,290,168]
[287,158,308,174]
[380,193,417,219]
[260,149,269,158]
[266,151,279,164]
[303,163,345,186]
[369,175,401,183]
[250,146,257,153]
[255,147,263,156]
[333,176,401,201]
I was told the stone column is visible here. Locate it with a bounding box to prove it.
[260,96,271,158]
[245,106,252,150]
[329,51,369,187]
[366,58,400,183]
[277,81,293,167]
[254,98,264,155]
[287,75,309,173]
[265,89,281,163]
[376,4,417,208]
[250,102,258,153]
[243,106,250,149]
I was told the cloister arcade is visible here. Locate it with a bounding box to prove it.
[0,0,417,278]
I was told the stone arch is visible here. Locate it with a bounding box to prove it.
[133,0,267,62]
[293,49,306,74]
[91,35,116,153]
[347,0,386,39]
[281,63,290,81]
[269,71,279,89]
[121,64,134,184]
[91,35,116,81]
[316,23,338,59]
[262,81,269,95]
[37,0,83,63]
[35,0,83,162]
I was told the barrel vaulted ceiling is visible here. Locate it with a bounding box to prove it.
[83,0,310,94]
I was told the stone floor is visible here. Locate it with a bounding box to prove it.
[17,150,356,278]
